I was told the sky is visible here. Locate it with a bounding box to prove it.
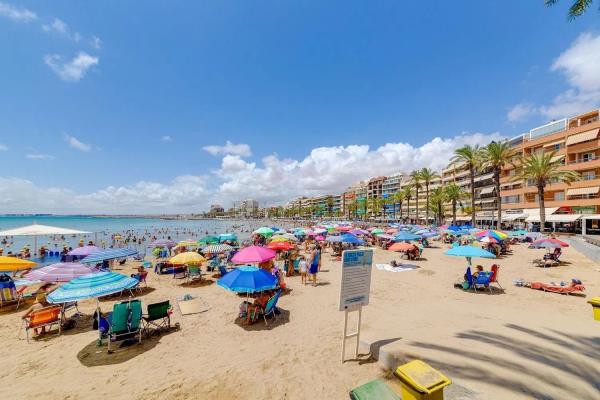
[0,1,599,214]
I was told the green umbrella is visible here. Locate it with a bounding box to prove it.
[253,227,274,236]
[371,228,385,235]
[198,235,219,245]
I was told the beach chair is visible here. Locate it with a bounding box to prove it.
[256,290,282,326]
[463,266,474,290]
[23,305,62,343]
[142,300,171,336]
[490,265,502,290]
[473,271,493,293]
[219,265,228,277]
[186,265,202,282]
[172,266,187,280]
[0,280,18,308]
[133,271,148,292]
[107,299,143,352]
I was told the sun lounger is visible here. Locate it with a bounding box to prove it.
[254,290,282,326]
[143,300,171,336]
[529,282,585,295]
[108,299,142,352]
[350,379,400,400]
[23,305,62,343]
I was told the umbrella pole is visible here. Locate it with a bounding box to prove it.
[96,299,102,346]
[34,235,38,257]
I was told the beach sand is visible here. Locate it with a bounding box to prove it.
[1,241,599,399]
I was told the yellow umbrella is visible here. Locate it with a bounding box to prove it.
[175,240,200,249]
[169,252,206,265]
[0,256,36,272]
[270,236,290,243]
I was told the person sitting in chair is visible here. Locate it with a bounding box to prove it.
[244,291,271,325]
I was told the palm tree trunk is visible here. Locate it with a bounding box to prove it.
[495,167,502,230]
[425,183,430,225]
[415,190,420,224]
[538,184,546,233]
[406,197,411,223]
[452,200,457,225]
[470,166,476,227]
[393,202,396,221]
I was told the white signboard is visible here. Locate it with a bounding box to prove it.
[339,249,373,311]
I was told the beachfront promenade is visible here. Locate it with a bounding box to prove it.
[1,228,598,400]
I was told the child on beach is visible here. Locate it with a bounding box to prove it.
[298,255,308,284]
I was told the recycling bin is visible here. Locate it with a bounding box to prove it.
[349,379,400,400]
[394,360,452,400]
[588,297,600,321]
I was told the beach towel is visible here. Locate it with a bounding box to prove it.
[177,295,209,315]
[375,264,418,273]
[529,282,585,294]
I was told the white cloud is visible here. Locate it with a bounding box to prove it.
[0,2,36,23]
[507,103,536,123]
[90,35,102,49]
[44,52,99,82]
[540,32,600,119]
[0,144,8,151]
[214,132,503,205]
[161,135,173,142]
[0,175,211,214]
[64,134,91,152]
[203,141,252,157]
[26,153,54,160]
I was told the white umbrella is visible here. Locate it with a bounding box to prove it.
[0,224,91,255]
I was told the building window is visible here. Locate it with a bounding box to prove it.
[554,192,565,201]
[582,170,597,181]
[502,195,520,204]
[581,152,596,162]
[551,143,562,151]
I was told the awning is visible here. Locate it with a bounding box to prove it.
[474,173,494,182]
[525,207,560,222]
[566,186,599,196]
[479,187,496,195]
[502,213,528,221]
[565,128,599,146]
[546,214,582,223]
[543,140,565,147]
[0,224,90,236]
[478,198,496,204]
[550,154,565,163]
[581,214,600,220]
[454,216,471,221]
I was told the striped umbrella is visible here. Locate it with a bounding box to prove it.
[80,248,138,264]
[149,239,176,249]
[67,245,102,256]
[25,262,99,283]
[47,271,138,303]
[201,244,234,254]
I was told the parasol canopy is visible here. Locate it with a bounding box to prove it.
[169,252,206,265]
[80,248,138,264]
[67,245,102,256]
[47,271,138,303]
[217,265,277,293]
[25,262,99,283]
[0,256,36,272]
[231,246,276,264]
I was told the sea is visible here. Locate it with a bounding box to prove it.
[0,215,278,262]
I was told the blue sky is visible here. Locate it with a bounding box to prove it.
[0,1,599,213]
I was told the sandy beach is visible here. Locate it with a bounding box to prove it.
[1,239,599,400]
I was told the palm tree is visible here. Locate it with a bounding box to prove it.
[513,151,580,232]
[402,185,413,223]
[545,0,596,19]
[451,145,482,227]
[419,168,440,226]
[392,191,405,221]
[410,170,422,224]
[428,187,447,225]
[326,196,334,217]
[444,183,466,225]
[482,141,513,230]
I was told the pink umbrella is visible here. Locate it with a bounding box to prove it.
[337,226,352,232]
[231,246,276,264]
[24,262,100,283]
[68,245,102,256]
[315,235,326,241]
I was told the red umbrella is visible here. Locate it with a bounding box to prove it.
[267,242,295,252]
[531,238,569,248]
[389,242,416,252]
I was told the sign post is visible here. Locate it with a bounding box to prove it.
[340,249,373,362]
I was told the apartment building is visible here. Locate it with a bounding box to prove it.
[367,176,386,216]
[342,181,367,219]
[500,109,600,232]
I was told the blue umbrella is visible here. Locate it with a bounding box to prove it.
[219,233,237,242]
[339,234,364,245]
[326,236,342,242]
[420,232,439,238]
[445,246,496,259]
[80,248,138,264]
[394,232,421,241]
[47,271,138,303]
[217,265,277,293]
[447,225,462,232]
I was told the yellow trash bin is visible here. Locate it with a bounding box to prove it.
[394,360,452,400]
[588,297,600,321]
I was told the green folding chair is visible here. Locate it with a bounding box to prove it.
[143,300,171,336]
[108,299,142,352]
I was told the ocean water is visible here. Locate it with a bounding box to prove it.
[0,216,274,259]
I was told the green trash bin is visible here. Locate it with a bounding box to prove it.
[350,379,400,400]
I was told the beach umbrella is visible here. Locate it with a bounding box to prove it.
[385,228,398,234]
[272,233,298,241]
[377,234,395,240]
[231,246,276,264]
[253,227,274,237]
[47,271,138,303]
[337,226,352,232]
[201,244,234,254]
[270,236,291,243]
[389,242,416,252]
[176,240,200,248]
[445,246,496,259]
[529,238,569,249]
[149,239,176,249]
[371,228,385,235]
[67,245,102,256]
[313,228,327,234]
[25,262,99,283]
[219,233,238,242]
[420,232,439,239]
[217,265,277,293]
[0,256,36,272]
[475,230,508,241]
[326,236,342,243]
[267,241,295,252]
[80,248,138,264]
[479,236,498,244]
[315,235,326,241]
[447,225,461,232]
[339,234,364,245]
[198,235,219,245]
[507,230,528,237]
[394,232,421,241]
[169,252,206,265]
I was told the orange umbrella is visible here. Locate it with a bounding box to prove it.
[267,242,295,252]
[389,242,416,252]
[385,228,398,234]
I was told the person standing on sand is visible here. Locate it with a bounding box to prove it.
[309,246,319,286]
